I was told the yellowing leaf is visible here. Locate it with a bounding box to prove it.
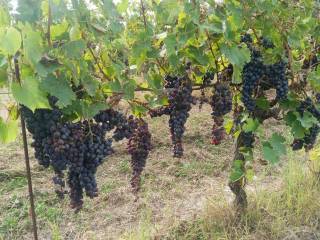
[0,117,19,144]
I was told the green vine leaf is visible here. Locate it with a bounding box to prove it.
[262,133,286,164]
[40,74,76,107]
[262,142,279,164]
[308,68,320,91]
[62,40,86,59]
[242,118,259,132]
[23,29,43,66]
[220,44,250,67]
[230,160,244,182]
[0,27,21,55]
[12,76,50,111]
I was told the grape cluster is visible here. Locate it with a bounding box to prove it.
[95,109,153,195]
[199,71,215,109]
[242,49,265,112]
[241,35,288,112]
[164,75,180,89]
[315,93,320,104]
[265,61,288,100]
[210,83,233,145]
[242,132,255,148]
[291,98,320,151]
[127,118,151,195]
[149,75,193,157]
[211,83,233,117]
[167,76,193,157]
[297,97,320,121]
[21,100,62,168]
[260,37,274,49]
[22,102,124,211]
[218,64,233,83]
[211,117,225,145]
[302,55,318,69]
[94,109,134,141]
[45,119,114,210]
[203,71,215,86]
[241,33,253,44]
[291,125,319,151]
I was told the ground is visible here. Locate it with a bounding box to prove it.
[1,104,320,240]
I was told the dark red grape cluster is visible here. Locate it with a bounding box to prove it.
[211,83,233,117]
[95,109,153,196]
[210,83,233,145]
[316,93,320,104]
[199,71,215,109]
[23,103,146,211]
[38,119,113,211]
[127,118,151,196]
[149,75,193,157]
[21,103,69,199]
[167,76,193,157]
[211,117,225,145]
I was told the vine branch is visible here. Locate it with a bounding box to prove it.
[87,43,111,81]
[140,0,147,30]
[47,0,52,47]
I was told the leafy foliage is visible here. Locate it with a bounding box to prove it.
[0,0,319,209]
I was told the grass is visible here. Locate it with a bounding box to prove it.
[124,157,320,240]
[0,104,320,239]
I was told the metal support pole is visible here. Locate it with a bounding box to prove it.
[14,57,39,240]
[20,113,39,240]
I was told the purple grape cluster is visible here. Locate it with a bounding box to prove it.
[241,34,288,112]
[149,75,193,157]
[127,118,151,195]
[291,98,320,151]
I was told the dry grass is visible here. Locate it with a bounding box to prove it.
[123,153,320,240]
[1,104,320,240]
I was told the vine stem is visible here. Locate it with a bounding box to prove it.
[140,0,147,30]
[87,43,111,81]
[205,30,219,70]
[47,0,52,47]
[284,39,295,82]
[14,57,39,240]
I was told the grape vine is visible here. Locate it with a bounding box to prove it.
[0,0,318,216]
